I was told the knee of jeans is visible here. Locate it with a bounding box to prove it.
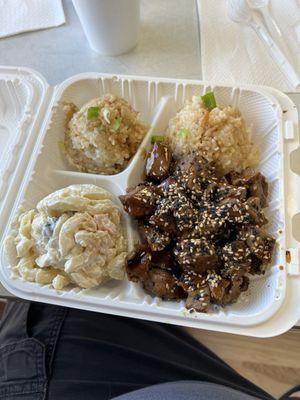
[0,338,46,382]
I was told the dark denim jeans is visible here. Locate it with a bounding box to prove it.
[0,302,273,400]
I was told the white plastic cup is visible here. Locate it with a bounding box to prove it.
[72,0,140,56]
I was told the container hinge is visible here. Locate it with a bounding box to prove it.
[286,248,300,275]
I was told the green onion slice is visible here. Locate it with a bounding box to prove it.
[201,92,217,110]
[87,106,99,120]
[151,135,165,144]
[112,117,122,131]
[177,128,189,139]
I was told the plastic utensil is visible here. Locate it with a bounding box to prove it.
[228,0,300,90]
[247,0,293,60]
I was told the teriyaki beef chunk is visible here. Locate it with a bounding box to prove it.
[142,224,171,251]
[145,142,172,181]
[174,238,218,273]
[143,268,185,300]
[126,247,152,282]
[238,226,276,274]
[148,205,177,235]
[119,184,159,217]
[228,168,269,208]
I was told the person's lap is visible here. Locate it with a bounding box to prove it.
[0,301,273,400]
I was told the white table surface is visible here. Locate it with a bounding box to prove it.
[0,0,299,327]
[0,0,201,85]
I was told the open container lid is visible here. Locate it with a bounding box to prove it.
[0,67,50,239]
[0,66,299,337]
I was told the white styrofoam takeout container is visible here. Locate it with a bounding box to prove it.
[0,66,299,337]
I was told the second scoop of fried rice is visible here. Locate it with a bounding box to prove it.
[167,96,259,172]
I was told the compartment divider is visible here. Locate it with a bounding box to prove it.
[52,168,114,180]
